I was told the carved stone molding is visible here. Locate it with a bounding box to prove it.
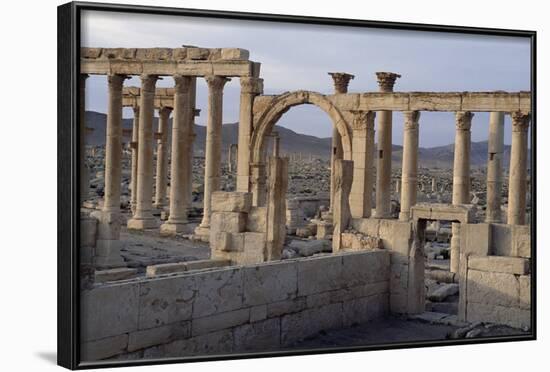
[375,72,401,92]
[328,72,355,94]
[350,110,376,131]
[173,74,192,94]
[140,74,159,93]
[511,111,531,132]
[403,111,421,130]
[455,111,474,131]
[206,75,231,91]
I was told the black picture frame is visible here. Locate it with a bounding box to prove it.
[58,1,537,369]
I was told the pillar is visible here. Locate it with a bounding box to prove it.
[154,106,171,209]
[185,80,198,212]
[128,74,159,230]
[399,111,420,221]
[272,132,280,157]
[332,159,354,252]
[350,110,376,218]
[266,156,289,260]
[450,111,473,273]
[486,112,505,223]
[507,112,530,225]
[251,162,267,207]
[228,144,237,173]
[130,105,139,214]
[431,177,436,193]
[195,75,230,238]
[374,72,401,218]
[93,74,127,268]
[80,74,89,204]
[161,76,194,235]
[236,77,263,192]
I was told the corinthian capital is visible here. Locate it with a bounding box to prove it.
[403,111,420,130]
[240,77,263,94]
[328,72,355,94]
[350,110,376,131]
[107,74,128,91]
[206,75,231,91]
[455,111,474,131]
[173,74,191,94]
[375,72,401,92]
[140,74,159,93]
[511,111,530,132]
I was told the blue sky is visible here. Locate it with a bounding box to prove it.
[81,10,531,147]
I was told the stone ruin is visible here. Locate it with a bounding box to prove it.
[78,46,532,361]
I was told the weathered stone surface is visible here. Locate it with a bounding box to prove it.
[81,334,128,361]
[81,283,139,341]
[512,225,531,258]
[467,302,530,330]
[297,255,343,296]
[491,224,513,256]
[288,239,331,257]
[467,270,519,307]
[145,259,231,277]
[144,329,234,358]
[249,304,268,322]
[378,220,412,255]
[428,283,459,302]
[233,318,280,352]
[243,260,298,306]
[246,206,267,232]
[519,275,531,310]
[193,268,244,317]
[211,191,252,213]
[128,321,190,352]
[191,308,250,336]
[266,297,307,318]
[221,48,250,61]
[281,303,343,345]
[468,256,530,275]
[81,215,98,248]
[341,250,390,286]
[211,211,246,233]
[94,268,138,283]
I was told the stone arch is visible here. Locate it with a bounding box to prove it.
[250,90,352,164]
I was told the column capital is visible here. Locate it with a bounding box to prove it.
[328,72,355,94]
[403,111,421,130]
[173,74,192,93]
[240,77,263,94]
[107,74,128,91]
[140,74,159,92]
[455,111,474,131]
[511,111,530,132]
[375,72,401,92]
[206,75,231,91]
[159,106,172,117]
[350,110,376,131]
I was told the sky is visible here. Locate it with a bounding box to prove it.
[81,10,531,147]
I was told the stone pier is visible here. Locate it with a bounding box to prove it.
[228,143,238,173]
[154,106,171,210]
[160,76,194,236]
[486,111,505,223]
[508,112,530,225]
[399,111,420,221]
[130,105,139,214]
[332,159,354,252]
[266,156,288,260]
[93,74,127,268]
[450,111,473,273]
[195,76,230,240]
[350,110,376,218]
[374,72,400,218]
[128,74,160,230]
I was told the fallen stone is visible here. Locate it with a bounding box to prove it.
[428,283,459,302]
[94,268,138,283]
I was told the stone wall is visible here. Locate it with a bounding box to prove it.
[81,250,390,361]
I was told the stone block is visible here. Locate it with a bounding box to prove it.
[81,334,128,361]
[342,250,390,286]
[233,318,280,352]
[409,92,462,111]
[519,275,531,310]
[127,321,190,352]
[81,283,139,342]
[379,220,412,255]
[211,191,252,213]
[247,207,267,232]
[186,47,209,60]
[461,223,491,256]
[221,48,250,60]
[210,231,231,252]
[280,303,343,345]
[316,221,333,239]
[351,218,381,237]
[138,276,196,330]
[249,304,268,323]
[343,293,389,326]
[266,297,307,318]
[491,224,513,256]
[297,255,343,296]
[461,92,520,112]
[467,302,530,330]
[146,259,231,277]
[147,329,234,358]
[428,283,459,302]
[468,256,530,275]
[81,215,98,247]
[243,260,298,306]
[211,212,246,233]
[94,268,138,283]
[192,268,244,318]
[512,225,531,258]
[467,269,519,307]
[192,308,250,336]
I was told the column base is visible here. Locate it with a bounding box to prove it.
[373,211,391,219]
[398,212,410,221]
[160,221,194,236]
[127,216,159,230]
[94,239,125,269]
[193,225,211,242]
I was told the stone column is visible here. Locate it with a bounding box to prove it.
[266,156,289,260]
[228,144,237,173]
[431,178,436,193]
[154,106,171,210]
[236,77,263,192]
[130,105,140,214]
[128,74,159,230]
[508,112,530,225]
[195,76,230,239]
[450,111,473,273]
[161,76,193,235]
[93,74,127,268]
[328,73,354,213]
[185,79,198,212]
[399,111,420,221]
[332,159,354,252]
[350,111,376,218]
[80,74,89,204]
[486,112,505,223]
[374,72,401,218]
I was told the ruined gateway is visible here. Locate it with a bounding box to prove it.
[78,47,532,361]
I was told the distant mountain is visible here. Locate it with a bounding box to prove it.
[85,111,524,168]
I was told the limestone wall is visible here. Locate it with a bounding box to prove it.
[81,250,391,361]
